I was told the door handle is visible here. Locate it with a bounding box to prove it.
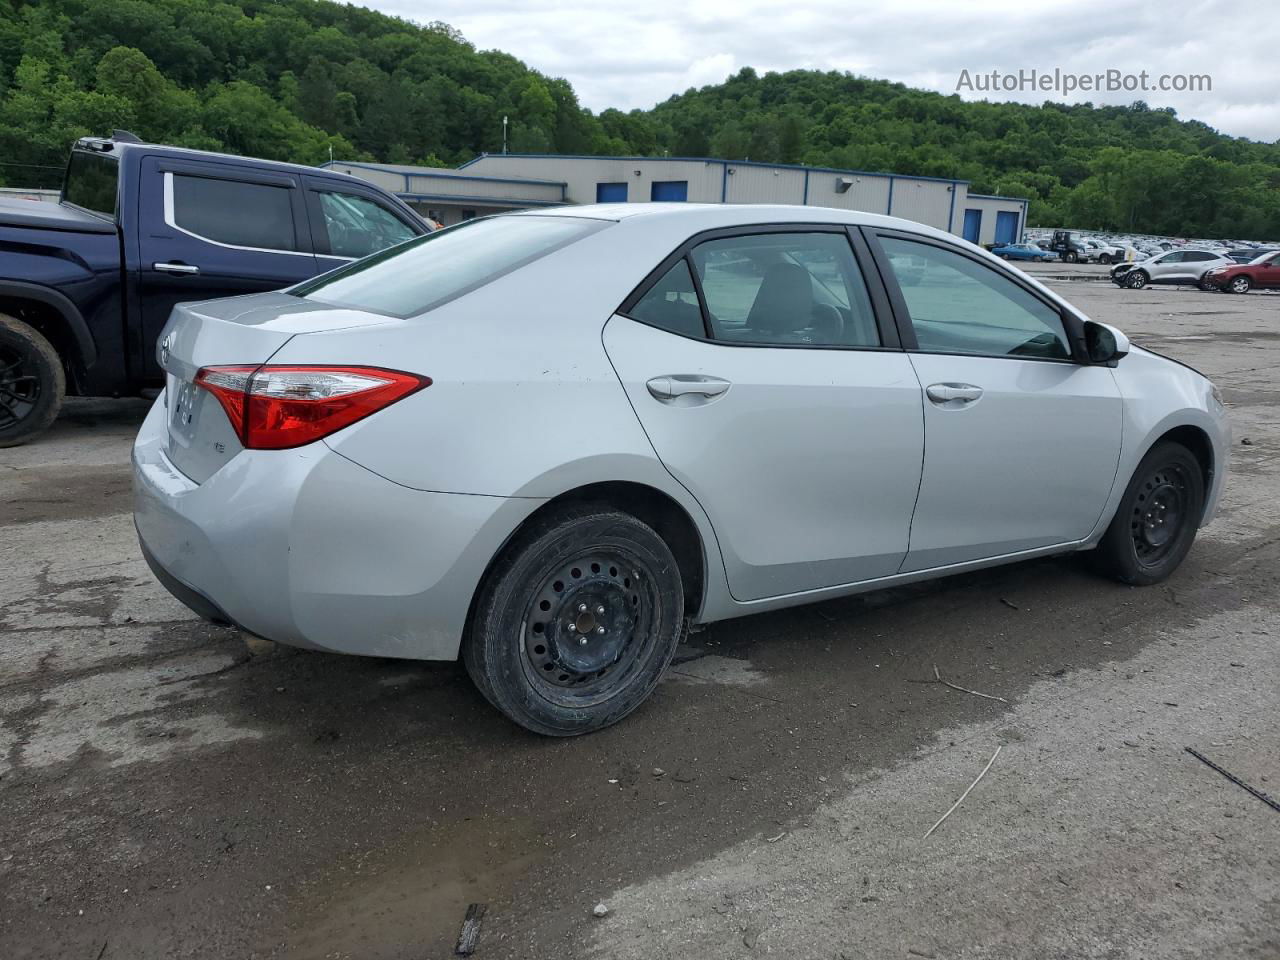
[646,375,731,401]
[154,262,200,275]
[926,382,983,404]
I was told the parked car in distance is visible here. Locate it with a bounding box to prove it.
[1201,250,1280,293]
[1110,250,1232,289]
[0,132,430,446]
[990,242,1055,261]
[1226,247,1279,264]
[134,204,1230,736]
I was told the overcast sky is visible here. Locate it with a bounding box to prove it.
[363,0,1279,143]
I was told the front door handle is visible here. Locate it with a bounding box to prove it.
[154,261,200,275]
[646,375,731,401]
[926,382,983,405]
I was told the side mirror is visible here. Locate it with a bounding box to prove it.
[1084,320,1129,364]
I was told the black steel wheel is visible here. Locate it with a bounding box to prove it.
[1095,441,1205,585]
[0,314,64,447]
[465,504,685,735]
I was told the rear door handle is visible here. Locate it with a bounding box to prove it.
[154,262,200,275]
[646,375,731,401]
[926,382,983,405]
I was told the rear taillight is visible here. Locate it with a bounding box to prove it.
[194,365,429,450]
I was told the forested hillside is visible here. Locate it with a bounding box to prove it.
[3,0,1278,238]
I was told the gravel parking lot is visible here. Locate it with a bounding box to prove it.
[2,264,1277,959]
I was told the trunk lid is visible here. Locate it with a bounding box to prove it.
[158,292,394,482]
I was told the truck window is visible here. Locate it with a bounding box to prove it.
[315,191,417,258]
[169,174,297,252]
[62,151,119,219]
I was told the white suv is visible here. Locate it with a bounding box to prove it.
[1111,250,1232,289]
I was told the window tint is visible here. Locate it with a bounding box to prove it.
[629,260,704,338]
[172,175,296,251]
[62,151,119,218]
[689,233,880,347]
[1187,251,1215,262]
[881,237,1071,361]
[1161,252,1185,263]
[296,215,605,318]
[317,191,417,258]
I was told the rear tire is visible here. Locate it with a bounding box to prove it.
[1094,441,1204,586]
[0,313,64,448]
[1125,270,1149,290]
[464,504,685,736]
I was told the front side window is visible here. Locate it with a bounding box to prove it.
[62,151,119,219]
[689,232,880,347]
[171,174,296,252]
[316,191,417,259]
[880,236,1071,361]
[296,215,606,318]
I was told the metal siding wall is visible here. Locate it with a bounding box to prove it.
[963,196,1027,245]
[886,180,954,231]
[809,175,892,215]
[722,164,806,204]
[330,164,406,193]
[403,173,561,202]
[464,156,721,204]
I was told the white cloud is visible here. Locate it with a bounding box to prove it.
[365,0,1280,141]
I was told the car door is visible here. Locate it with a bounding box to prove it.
[302,177,424,274]
[867,229,1123,572]
[1256,252,1280,288]
[604,226,925,602]
[136,156,318,378]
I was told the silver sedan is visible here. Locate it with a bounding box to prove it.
[134,204,1230,735]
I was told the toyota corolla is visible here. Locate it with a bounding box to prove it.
[133,204,1229,735]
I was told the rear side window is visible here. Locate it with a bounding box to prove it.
[171,174,297,252]
[62,151,119,218]
[692,232,880,348]
[630,260,704,338]
[296,215,606,318]
[316,191,417,258]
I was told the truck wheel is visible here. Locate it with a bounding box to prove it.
[0,314,64,447]
[1099,254,1112,264]
[464,504,685,736]
[1065,251,1078,263]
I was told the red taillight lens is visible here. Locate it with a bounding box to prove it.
[194,365,430,450]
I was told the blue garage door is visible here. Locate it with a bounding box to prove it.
[651,180,688,202]
[962,208,982,244]
[994,210,1019,245]
[596,182,628,203]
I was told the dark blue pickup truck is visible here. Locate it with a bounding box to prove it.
[0,132,428,446]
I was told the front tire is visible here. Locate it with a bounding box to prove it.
[0,314,64,448]
[1229,276,1251,294]
[1125,270,1149,290]
[464,505,685,736]
[1065,251,1078,263]
[1094,441,1204,586]
[1099,254,1113,265]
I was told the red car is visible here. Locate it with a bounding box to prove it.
[1202,250,1280,293]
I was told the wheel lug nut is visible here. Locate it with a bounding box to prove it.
[596,625,606,635]
[578,603,587,613]
[578,636,588,646]
[595,605,605,615]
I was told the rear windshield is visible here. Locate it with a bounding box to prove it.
[295,215,607,318]
[61,151,119,219]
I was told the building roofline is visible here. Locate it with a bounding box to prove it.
[459,152,970,187]
[967,193,1030,202]
[321,159,566,188]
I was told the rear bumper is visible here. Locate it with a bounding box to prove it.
[132,396,545,660]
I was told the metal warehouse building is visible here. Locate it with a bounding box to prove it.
[324,154,1028,245]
